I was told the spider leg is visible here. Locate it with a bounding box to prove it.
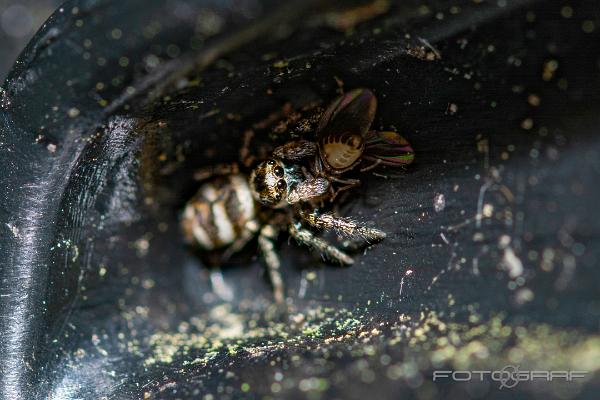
[221,220,260,262]
[359,158,382,173]
[287,177,330,204]
[329,182,359,202]
[328,175,361,186]
[240,129,256,167]
[258,224,285,303]
[273,140,317,161]
[298,210,386,242]
[301,165,314,179]
[312,154,324,175]
[209,269,234,302]
[193,163,239,181]
[320,174,361,201]
[289,222,353,265]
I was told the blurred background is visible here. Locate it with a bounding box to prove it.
[0,0,61,80]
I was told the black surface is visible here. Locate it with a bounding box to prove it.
[1,0,600,399]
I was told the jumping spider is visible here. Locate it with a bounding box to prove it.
[181,89,414,303]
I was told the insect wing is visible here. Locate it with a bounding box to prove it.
[317,89,377,171]
[364,130,415,166]
[317,88,377,140]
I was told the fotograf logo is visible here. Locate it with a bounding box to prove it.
[432,366,587,389]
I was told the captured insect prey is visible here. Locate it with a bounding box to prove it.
[181,89,415,303]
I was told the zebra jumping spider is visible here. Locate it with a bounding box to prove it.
[181,89,414,303]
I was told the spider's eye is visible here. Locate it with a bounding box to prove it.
[277,179,286,190]
[267,160,276,166]
[274,166,284,177]
[274,193,282,201]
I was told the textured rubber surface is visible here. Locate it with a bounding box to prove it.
[1,0,599,399]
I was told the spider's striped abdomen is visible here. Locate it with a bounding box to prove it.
[181,174,256,250]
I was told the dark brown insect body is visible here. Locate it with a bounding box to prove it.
[316,88,377,173]
[274,88,415,199]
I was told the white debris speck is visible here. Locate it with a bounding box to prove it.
[482,203,494,218]
[499,235,524,278]
[133,237,150,257]
[6,223,19,238]
[67,107,80,118]
[399,268,413,298]
[433,193,446,212]
[515,288,534,304]
[499,234,511,248]
[0,87,10,108]
[47,143,57,153]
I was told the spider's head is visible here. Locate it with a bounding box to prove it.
[250,159,292,207]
